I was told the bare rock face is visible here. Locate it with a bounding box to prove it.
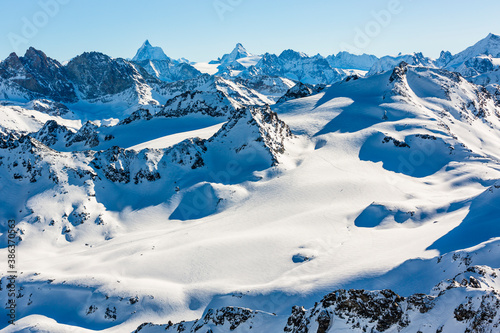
[0,48,77,102]
[64,52,147,100]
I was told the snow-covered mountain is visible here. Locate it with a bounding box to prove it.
[152,74,273,119]
[209,44,365,85]
[131,41,202,83]
[0,47,169,119]
[0,47,77,103]
[367,52,436,76]
[441,33,500,86]
[132,40,170,62]
[326,51,379,71]
[65,51,157,101]
[2,36,500,333]
[230,75,296,102]
[220,43,252,64]
[276,81,326,104]
[365,34,500,87]
[443,33,500,70]
[243,50,349,85]
[210,43,254,67]
[135,253,500,332]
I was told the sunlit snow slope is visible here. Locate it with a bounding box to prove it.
[1,63,500,333]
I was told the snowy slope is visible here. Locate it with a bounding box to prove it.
[1,63,500,332]
[2,37,500,333]
[0,100,80,136]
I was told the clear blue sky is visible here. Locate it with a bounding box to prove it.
[0,0,499,62]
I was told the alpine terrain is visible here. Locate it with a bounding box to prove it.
[1,34,500,333]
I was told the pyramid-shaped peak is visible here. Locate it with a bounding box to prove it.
[231,43,251,56]
[216,43,252,65]
[132,40,170,62]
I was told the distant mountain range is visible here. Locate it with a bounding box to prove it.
[1,34,499,110]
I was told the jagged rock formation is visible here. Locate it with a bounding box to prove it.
[130,75,273,120]
[30,120,74,147]
[0,48,76,102]
[1,104,292,213]
[64,51,157,101]
[30,120,101,150]
[0,47,166,109]
[134,265,500,333]
[277,82,326,104]
[157,90,236,118]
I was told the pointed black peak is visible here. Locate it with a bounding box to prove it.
[144,40,152,46]
[389,61,409,83]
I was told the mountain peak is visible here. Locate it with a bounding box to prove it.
[230,43,251,57]
[24,47,48,60]
[445,33,500,70]
[279,49,309,60]
[132,40,169,62]
[486,33,500,40]
[216,43,252,66]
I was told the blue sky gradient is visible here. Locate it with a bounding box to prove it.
[0,0,499,62]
